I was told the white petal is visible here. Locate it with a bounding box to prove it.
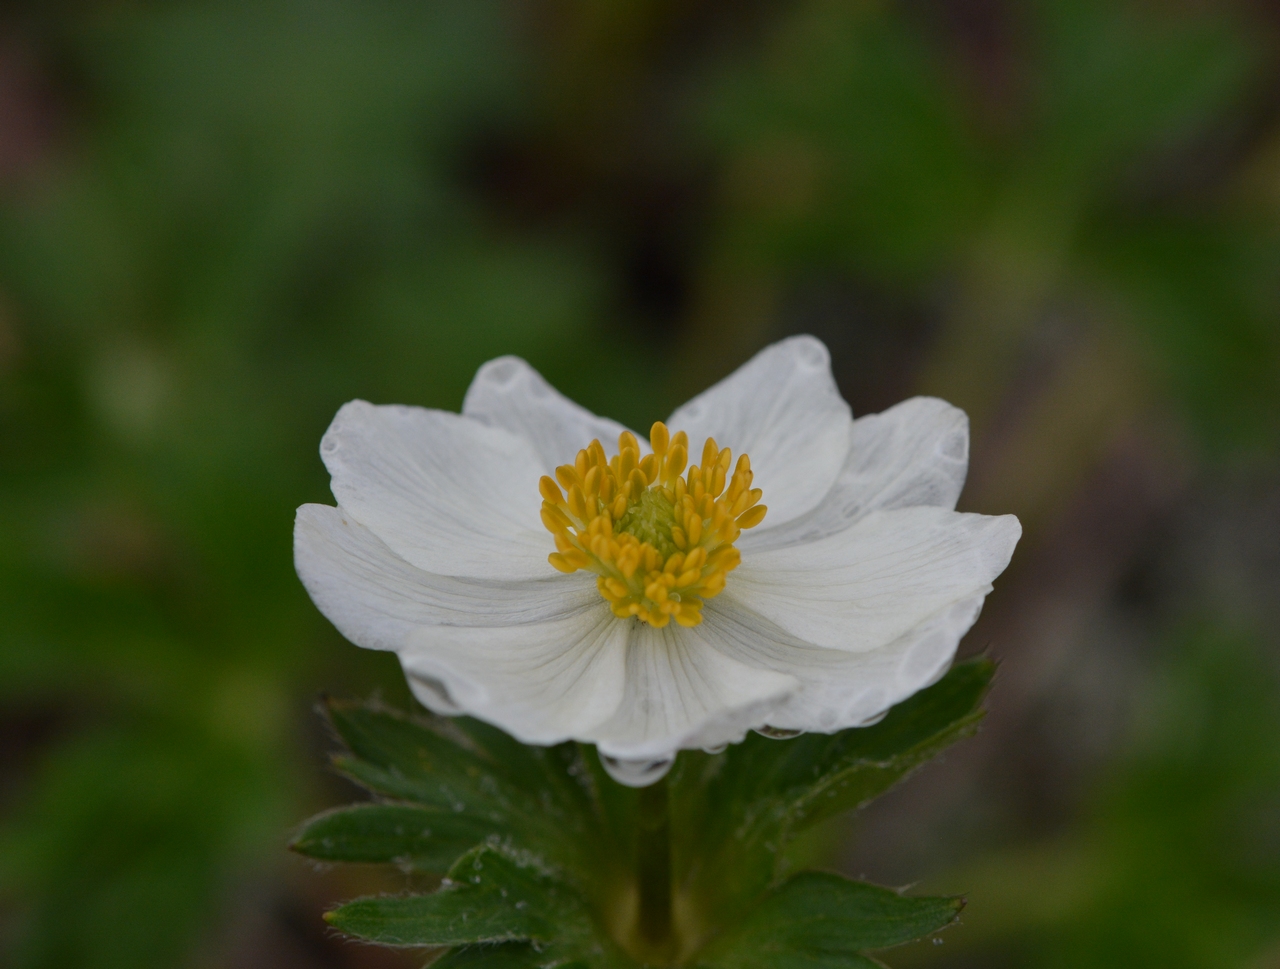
[584,623,797,761]
[294,504,599,653]
[399,605,629,745]
[701,593,987,733]
[727,506,1020,652]
[742,397,970,552]
[666,335,851,526]
[322,400,552,581]
[462,356,642,475]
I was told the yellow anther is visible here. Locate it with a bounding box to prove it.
[548,553,577,573]
[628,469,648,498]
[699,571,726,597]
[710,464,726,498]
[589,440,608,468]
[542,504,572,531]
[537,426,765,627]
[687,515,702,545]
[567,486,588,521]
[539,475,564,504]
[708,546,741,570]
[639,453,658,483]
[701,437,719,469]
[619,447,637,482]
[650,422,670,456]
[666,444,687,479]
[729,489,752,516]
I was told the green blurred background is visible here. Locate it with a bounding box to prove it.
[1,1,1279,966]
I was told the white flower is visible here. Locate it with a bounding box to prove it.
[295,336,1020,785]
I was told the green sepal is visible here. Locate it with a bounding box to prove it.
[289,802,498,871]
[691,872,962,969]
[324,844,591,947]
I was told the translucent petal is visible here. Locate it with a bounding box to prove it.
[728,507,1020,652]
[666,335,851,527]
[321,400,551,581]
[742,396,970,552]
[585,622,797,762]
[294,504,598,652]
[400,606,630,745]
[463,355,643,475]
[702,593,988,734]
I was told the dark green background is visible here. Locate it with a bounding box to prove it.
[1,1,1278,966]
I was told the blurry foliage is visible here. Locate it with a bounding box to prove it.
[919,627,1280,969]
[0,2,609,967]
[695,0,1279,442]
[0,0,1277,967]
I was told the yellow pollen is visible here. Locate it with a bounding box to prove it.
[539,422,766,628]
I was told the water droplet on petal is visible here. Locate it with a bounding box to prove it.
[601,754,674,787]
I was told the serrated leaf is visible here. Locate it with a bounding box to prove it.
[442,718,591,818]
[323,700,600,877]
[782,657,993,831]
[324,699,526,815]
[716,658,993,817]
[692,872,961,969]
[289,803,496,871]
[680,659,993,919]
[325,844,590,947]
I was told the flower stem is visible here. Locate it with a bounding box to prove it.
[636,773,672,952]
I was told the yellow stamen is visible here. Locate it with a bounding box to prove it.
[538,421,766,627]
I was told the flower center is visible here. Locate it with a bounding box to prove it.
[539,422,766,628]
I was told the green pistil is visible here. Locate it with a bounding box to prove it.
[615,487,678,559]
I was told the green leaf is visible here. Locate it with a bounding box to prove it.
[323,699,598,874]
[324,699,524,814]
[324,844,591,947]
[678,659,992,920]
[433,944,593,969]
[713,657,993,820]
[692,872,962,969]
[431,943,546,968]
[779,656,994,831]
[289,802,496,871]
